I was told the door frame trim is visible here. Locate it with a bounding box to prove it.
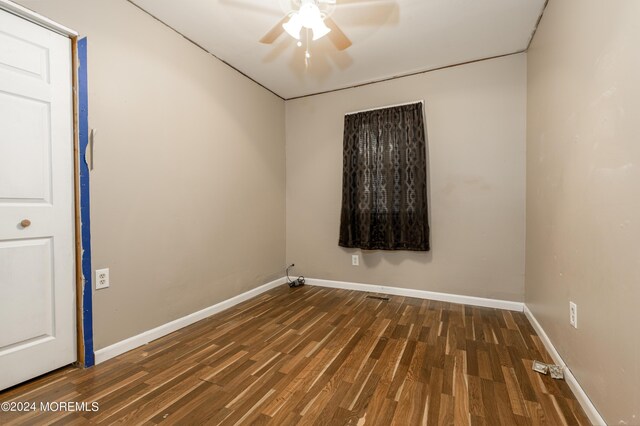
[0,0,76,37]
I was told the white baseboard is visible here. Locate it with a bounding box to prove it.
[523,305,605,425]
[92,274,603,424]
[305,277,524,312]
[94,277,286,364]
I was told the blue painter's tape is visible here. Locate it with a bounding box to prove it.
[78,37,95,367]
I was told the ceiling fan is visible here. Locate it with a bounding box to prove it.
[259,0,353,51]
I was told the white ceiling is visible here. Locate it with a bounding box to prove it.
[130,0,545,99]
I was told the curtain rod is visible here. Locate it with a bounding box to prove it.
[345,100,424,116]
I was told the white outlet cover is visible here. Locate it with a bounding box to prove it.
[352,255,359,266]
[96,268,110,290]
[569,301,577,328]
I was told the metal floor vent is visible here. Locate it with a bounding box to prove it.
[366,295,390,301]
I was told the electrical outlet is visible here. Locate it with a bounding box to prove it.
[96,268,109,290]
[569,301,577,328]
[352,255,359,266]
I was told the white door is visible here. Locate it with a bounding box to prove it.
[0,9,76,390]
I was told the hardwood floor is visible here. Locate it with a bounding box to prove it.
[0,285,589,425]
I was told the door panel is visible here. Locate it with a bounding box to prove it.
[0,91,51,201]
[0,238,53,350]
[0,29,50,82]
[0,9,76,390]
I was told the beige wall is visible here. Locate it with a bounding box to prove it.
[285,54,526,302]
[16,0,286,350]
[12,1,636,420]
[526,1,640,423]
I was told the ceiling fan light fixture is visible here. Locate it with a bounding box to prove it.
[259,0,352,52]
[298,2,319,26]
[283,13,302,40]
[311,19,331,40]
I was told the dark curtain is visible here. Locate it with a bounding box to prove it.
[339,102,430,251]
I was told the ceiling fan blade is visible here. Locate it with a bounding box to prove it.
[259,15,290,44]
[324,17,352,51]
[332,2,398,26]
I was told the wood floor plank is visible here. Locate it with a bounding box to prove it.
[0,285,590,425]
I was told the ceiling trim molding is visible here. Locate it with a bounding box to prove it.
[285,50,526,101]
[128,0,549,102]
[526,0,549,50]
[126,0,285,101]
